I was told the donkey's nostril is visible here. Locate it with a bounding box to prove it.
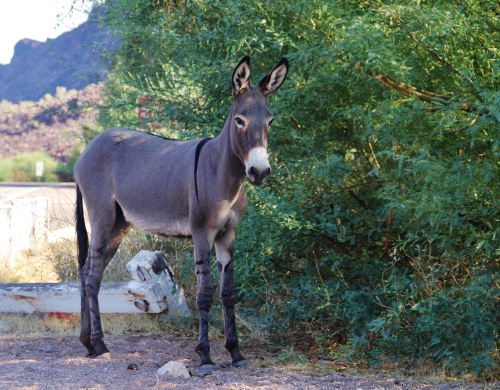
[249,167,257,177]
[264,167,271,177]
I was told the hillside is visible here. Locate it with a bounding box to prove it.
[0,8,114,104]
[0,84,101,161]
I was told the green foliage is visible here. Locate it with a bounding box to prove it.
[0,147,83,183]
[55,144,84,182]
[0,158,11,181]
[3,152,59,182]
[357,274,500,375]
[87,0,500,375]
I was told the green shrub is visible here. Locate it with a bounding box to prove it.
[7,152,59,182]
[356,274,500,375]
[55,144,84,182]
[0,157,12,181]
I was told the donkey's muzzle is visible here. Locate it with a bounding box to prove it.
[247,166,271,186]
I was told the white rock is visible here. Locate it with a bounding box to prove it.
[157,361,190,378]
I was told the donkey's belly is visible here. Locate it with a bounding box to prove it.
[121,209,191,237]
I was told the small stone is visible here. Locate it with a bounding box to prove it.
[157,361,190,378]
[392,379,400,385]
[97,352,112,360]
[127,364,139,371]
[196,371,212,378]
[40,346,52,353]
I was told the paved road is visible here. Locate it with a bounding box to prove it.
[0,183,77,231]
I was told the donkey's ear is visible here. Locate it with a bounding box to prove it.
[258,58,289,96]
[232,56,251,98]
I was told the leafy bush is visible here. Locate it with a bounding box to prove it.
[84,0,500,375]
[0,157,11,181]
[0,147,84,183]
[5,152,59,182]
[358,275,500,375]
[54,144,84,182]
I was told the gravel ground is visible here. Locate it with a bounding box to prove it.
[0,334,493,390]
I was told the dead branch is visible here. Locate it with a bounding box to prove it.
[374,74,479,112]
[355,62,483,113]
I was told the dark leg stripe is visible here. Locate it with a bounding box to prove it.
[194,138,212,203]
[224,259,233,273]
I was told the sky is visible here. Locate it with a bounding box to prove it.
[0,0,94,65]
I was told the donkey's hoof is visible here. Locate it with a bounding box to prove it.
[85,353,96,358]
[96,352,112,360]
[200,364,216,372]
[233,360,247,369]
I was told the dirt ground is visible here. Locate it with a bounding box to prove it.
[0,333,494,390]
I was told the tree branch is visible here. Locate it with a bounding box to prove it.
[355,62,485,113]
[374,74,480,112]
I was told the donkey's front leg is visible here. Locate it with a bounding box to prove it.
[215,231,246,368]
[193,233,216,370]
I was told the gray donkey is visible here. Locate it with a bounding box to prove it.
[74,56,288,370]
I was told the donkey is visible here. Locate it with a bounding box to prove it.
[74,56,288,370]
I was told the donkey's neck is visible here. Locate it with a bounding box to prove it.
[207,112,247,201]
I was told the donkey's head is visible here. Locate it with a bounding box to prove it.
[230,56,288,186]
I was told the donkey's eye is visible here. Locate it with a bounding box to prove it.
[268,118,274,127]
[235,117,245,127]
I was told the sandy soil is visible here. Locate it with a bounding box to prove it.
[0,334,491,390]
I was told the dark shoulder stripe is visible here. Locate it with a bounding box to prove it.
[194,138,212,203]
[129,128,176,140]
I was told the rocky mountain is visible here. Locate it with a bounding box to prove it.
[0,8,115,103]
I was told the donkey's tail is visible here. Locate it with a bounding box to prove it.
[76,184,89,269]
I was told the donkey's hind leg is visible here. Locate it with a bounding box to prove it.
[79,202,132,357]
[79,265,95,356]
[81,198,127,358]
[80,214,132,357]
[102,203,133,270]
[79,266,95,356]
